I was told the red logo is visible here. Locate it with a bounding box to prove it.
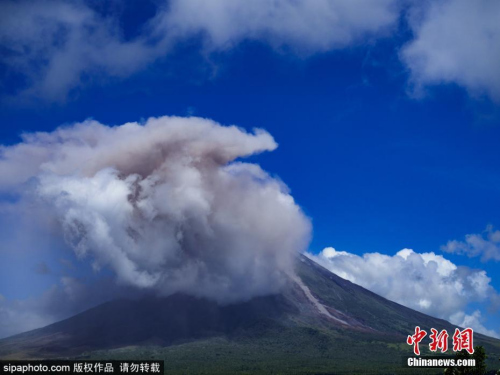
[407,326,427,355]
[453,328,474,354]
[429,328,449,353]
[407,327,474,355]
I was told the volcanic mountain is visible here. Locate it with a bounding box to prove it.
[1,255,499,374]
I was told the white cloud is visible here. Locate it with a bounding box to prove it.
[306,247,499,337]
[450,310,499,339]
[0,0,399,101]
[2,0,499,103]
[161,0,399,52]
[401,0,500,102]
[441,225,500,262]
[0,0,167,101]
[0,115,311,304]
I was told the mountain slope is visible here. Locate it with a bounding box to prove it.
[0,294,295,358]
[1,254,499,374]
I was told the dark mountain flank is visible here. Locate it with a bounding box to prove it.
[1,255,499,374]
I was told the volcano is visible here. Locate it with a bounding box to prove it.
[1,255,499,374]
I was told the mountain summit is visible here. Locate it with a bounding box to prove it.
[1,255,499,374]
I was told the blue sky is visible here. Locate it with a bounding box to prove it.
[1,0,500,339]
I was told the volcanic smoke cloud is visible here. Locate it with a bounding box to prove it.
[0,116,311,303]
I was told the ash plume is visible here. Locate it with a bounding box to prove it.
[0,116,311,303]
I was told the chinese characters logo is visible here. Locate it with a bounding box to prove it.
[407,326,474,355]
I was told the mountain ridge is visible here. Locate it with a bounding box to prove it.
[1,254,499,374]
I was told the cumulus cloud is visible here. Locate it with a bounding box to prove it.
[306,247,499,337]
[401,0,500,102]
[450,310,499,339]
[0,116,311,304]
[441,225,500,262]
[0,0,167,101]
[2,0,500,103]
[0,0,399,101]
[160,0,399,52]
